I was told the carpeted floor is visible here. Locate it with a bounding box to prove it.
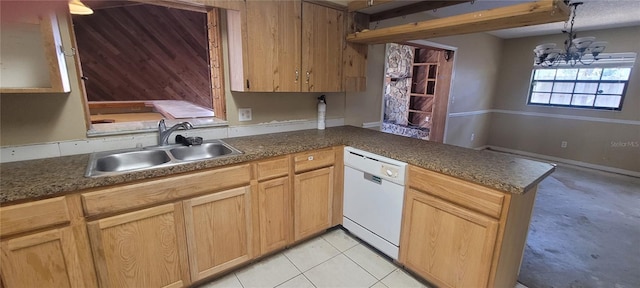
[518,164,640,288]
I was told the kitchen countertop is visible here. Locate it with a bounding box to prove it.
[0,126,555,204]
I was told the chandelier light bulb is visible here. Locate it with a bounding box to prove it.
[572,37,595,49]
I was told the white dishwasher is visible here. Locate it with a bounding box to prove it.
[343,146,407,260]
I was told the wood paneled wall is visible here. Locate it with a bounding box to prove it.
[73,4,213,109]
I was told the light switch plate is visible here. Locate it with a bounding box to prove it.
[238,108,252,121]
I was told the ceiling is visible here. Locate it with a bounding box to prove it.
[337,0,640,39]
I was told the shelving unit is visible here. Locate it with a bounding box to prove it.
[408,48,439,129]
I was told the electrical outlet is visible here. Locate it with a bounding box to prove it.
[561,141,568,148]
[470,133,475,141]
[238,108,252,121]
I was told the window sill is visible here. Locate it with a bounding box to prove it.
[87,117,228,137]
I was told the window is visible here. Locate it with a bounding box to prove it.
[527,53,635,111]
[71,2,227,135]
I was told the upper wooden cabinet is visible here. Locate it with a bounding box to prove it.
[0,13,70,93]
[301,2,344,92]
[242,1,301,92]
[228,1,344,92]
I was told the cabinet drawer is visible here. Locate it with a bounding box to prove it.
[408,166,505,219]
[82,164,251,216]
[0,196,70,236]
[256,156,290,181]
[294,149,335,173]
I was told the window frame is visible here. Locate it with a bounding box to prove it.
[526,53,636,111]
[70,2,228,136]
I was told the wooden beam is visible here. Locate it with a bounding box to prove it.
[347,0,570,44]
[130,0,208,13]
[348,0,395,12]
[369,1,472,22]
[304,0,349,11]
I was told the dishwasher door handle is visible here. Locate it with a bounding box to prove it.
[363,172,382,185]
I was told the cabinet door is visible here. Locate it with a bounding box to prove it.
[183,186,252,281]
[0,228,86,288]
[294,167,334,241]
[87,203,190,288]
[400,188,499,288]
[301,2,344,92]
[258,177,292,254]
[245,0,301,92]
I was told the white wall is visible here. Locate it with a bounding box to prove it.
[488,26,640,172]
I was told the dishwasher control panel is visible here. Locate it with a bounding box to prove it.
[381,164,399,179]
[344,147,407,185]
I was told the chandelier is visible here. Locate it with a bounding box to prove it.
[533,1,606,67]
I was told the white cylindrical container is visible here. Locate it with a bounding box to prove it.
[317,95,326,130]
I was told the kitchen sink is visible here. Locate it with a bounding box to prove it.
[95,150,171,172]
[170,143,235,161]
[86,140,242,177]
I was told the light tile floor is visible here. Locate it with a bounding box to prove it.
[199,228,530,288]
[199,228,429,288]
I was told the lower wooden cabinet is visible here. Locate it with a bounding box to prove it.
[0,147,345,287]
[400,188,499,288]
[183,186,253,281]
[293,166,334,241]
[257,177,292,254]
[0,227,87,288]
[87,203,190,288]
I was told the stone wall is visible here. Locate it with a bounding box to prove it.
[383,43,413,126]
[381,122,429,140]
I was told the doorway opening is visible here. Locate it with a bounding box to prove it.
[381,43,454,142]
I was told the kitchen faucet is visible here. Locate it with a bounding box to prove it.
[158,119,193,146]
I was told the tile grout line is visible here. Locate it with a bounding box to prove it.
[341,248,393,283]
[301,273,318,288]
[340,238,402,283]
[284,246,343,274]
[320,229,361,252]
[232,273,245,288]
[271,252,304,288]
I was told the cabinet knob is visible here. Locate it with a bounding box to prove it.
[295,69,299,82]
[305,71,310,84]
[308,156,314,161]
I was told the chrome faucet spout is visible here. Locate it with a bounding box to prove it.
[158,119,193,146]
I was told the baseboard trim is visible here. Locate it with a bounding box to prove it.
[362,122,381,129]
[486,145,640,177]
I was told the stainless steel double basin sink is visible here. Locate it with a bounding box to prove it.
[85,140,242,177]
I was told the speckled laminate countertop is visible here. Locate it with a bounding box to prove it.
[0,126,555,204]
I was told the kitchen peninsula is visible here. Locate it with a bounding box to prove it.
[0,126,554,288]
